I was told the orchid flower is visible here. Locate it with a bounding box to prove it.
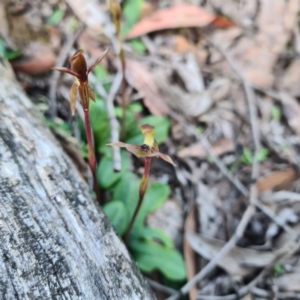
[107,124,175,243]
[53,49,109,204]
[53,49,108,115]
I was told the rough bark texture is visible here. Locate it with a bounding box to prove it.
[0,61,156,300]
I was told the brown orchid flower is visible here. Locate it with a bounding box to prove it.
[53,49,109,205]
[107,124,175,243]
[53,49,108,115]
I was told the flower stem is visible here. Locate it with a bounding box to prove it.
[83,108,101,205]
[125,157,151,245]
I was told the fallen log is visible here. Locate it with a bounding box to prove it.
[0,60,155,300]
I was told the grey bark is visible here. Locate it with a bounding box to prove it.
[0,61,156,300]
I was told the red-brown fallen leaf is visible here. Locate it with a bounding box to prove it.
[125,59,168,116]
[257,169,297,193]
[210,15,236,28]
[11,44,57,74]
[126,4,223,39]
[12,55,56,74]
[178,138,235,158]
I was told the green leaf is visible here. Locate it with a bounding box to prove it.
[80,143,88,158]
[113,172,140,219]
[274,264,282,278]
[132,182,170,231]
[97,151,130,189]
[103,201,128,235]
[240,147,253,165]
[89,99,110,149]
[138,227,174,248]
[130,240,186,281]
[93,65,109,81]
[257,147,269,162]
[129,103,143,113]
[47,9,64,25]
[271,105,281,121]
[240,147,269,165]
[123,0,143,27]
[130,38,146,54]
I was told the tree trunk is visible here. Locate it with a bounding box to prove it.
[0,61,156,300]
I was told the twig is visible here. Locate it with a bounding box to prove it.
[200,134,296,235]
[197,239,300,300]
[167,41,264,300]
[89,72,122,172]
[48,25,85,117]
[146,278,177,295]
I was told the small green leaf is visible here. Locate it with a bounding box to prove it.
[103,201,128,235]
[130,240,186,281]
[274,264,282,278]
[240,147,253,165]
[80,143,88,158]
[48,9,64,25]
[271,105,281,121]
[89,99,110,149]
[138,227,174,248]
[240,147,269,165]
[133,182,170,230]
[97,151,130,189]
[113,172,140,219]
[257,147,269,162]
[122,0,143,27]
[129,103,143,113]
[93,65,110,81]
[130,38,146,54]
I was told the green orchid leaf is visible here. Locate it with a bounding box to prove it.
[130,239,186,281]
[138,227,174,248]
[97,151,130,189]
[132,182,170,230]
[103,200,128,235]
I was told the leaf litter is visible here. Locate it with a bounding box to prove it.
[7,0,300,298]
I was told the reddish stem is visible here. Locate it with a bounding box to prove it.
[125,157,151,245]
[120,57,126,140]
[83,107,101,205]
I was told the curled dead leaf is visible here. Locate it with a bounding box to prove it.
[126,59,168,116]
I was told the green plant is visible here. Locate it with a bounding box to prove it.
[107,124,176,244]
[53,49,108,204]
[274,264,282,277]
[239,147,269,165]
[0,39,21,60]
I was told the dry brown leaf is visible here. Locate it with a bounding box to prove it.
[257,169,297,193]
[281,59,300,97]
[173,35,208,63]
[126,4,216,39]
[280,92,300,137]
[183,204,197,300]
[211,0,299,88]
[125,59,168,116]
[178,138,234,158]
[187,232,276,280]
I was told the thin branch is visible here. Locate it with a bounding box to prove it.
[146,278,177,296]
[89,72,122,172]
